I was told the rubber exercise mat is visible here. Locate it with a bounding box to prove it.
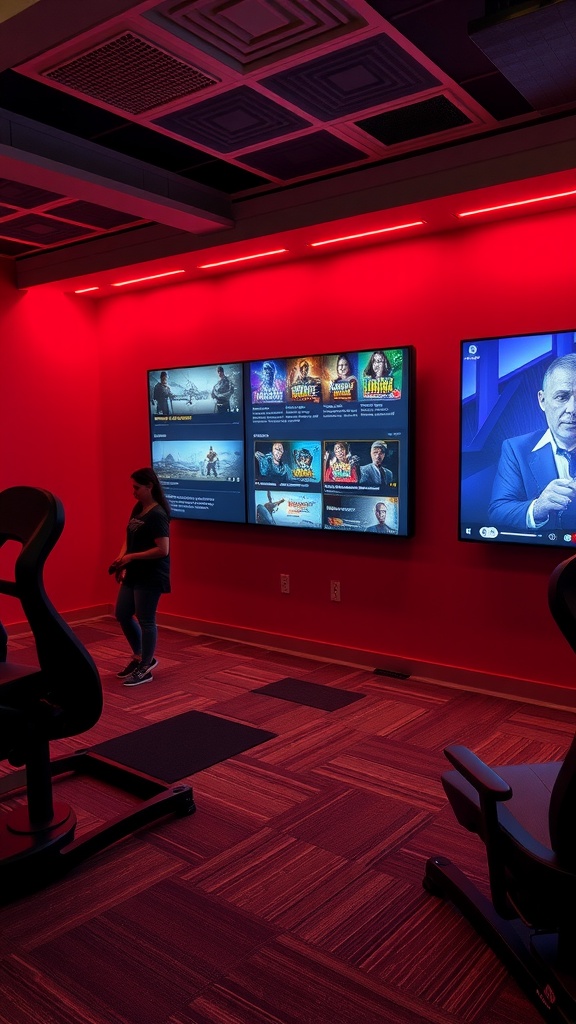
[91,710,276,782]
[253,677,365,710]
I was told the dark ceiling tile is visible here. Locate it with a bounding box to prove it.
[463,72,532,119]
[0,214,95,245]
[241,131,367,179]
[262,34,440,120]
[96,122,210,171]
[0,237,36,256]
[54,201,141,229]
[469,2,576,109]
[0,178,64,208]
[0,70,129,139]
[376,0,488,81]
[153,86,310,152]
[0,203,15,217]
[357,95,471,145]
[180,160,270,193]
[368,0,533,118]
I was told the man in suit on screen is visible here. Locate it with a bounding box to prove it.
[359,441,393,490]
[489,353,576,530]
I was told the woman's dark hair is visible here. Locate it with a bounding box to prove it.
[131,467,171,516]
[363,349,391,378]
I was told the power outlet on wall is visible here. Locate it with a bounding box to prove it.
[280,574,290,594]
[330,580,341,602]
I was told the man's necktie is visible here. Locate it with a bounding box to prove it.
[557,447,576,479]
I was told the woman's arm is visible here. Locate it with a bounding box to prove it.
[117,536,169,565]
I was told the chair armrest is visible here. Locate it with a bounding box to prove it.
[444,744,515,918]
[444,744,512,801]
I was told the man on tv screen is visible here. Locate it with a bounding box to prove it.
[255,442,291,483]
[205,446,219,477]
[489,353,576,529]
[359,441,393,489]
[211,366,234,413]
[153,371,174,415]
[365,501,396,534]
[256,492,285,524]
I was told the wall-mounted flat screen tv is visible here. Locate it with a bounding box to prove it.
[244,347,414,535]
[460,330,576,547]
[148,362,246,522]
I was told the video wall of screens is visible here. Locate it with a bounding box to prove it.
[148,363,246,522]
[244,347,414,535]
[460,330,576,548]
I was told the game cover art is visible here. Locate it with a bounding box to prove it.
[324,495,399,533]
[323,441,360,484]
[322,352,358,402]
[254,441,322,485]
[250,360,286,403]
[360,348,403,400]
[255,489,322,528]
[286,356,322,403]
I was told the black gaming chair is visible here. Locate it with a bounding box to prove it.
[0,486,193,898]
[424,553,576,1023]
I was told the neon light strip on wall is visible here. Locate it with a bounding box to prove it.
[309,221,425,247]
[198,249,288,269]
[458,189,576,218]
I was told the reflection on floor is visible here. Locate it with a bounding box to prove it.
[1,616,567,1024]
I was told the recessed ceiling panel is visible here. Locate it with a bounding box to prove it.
[153,85,311,151]
[240,129,368,178]
[262,33,441,120]
[0,237,36,256]
[357,95,472,145]
[180,159,270,192]
[146,0,366,71]
[0,214,95,244]
[469,2,576,110]
[0,178,64,207]
[42,32,219,115]
[54,200,142,229]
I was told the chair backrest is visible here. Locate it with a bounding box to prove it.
[549,553,576,658]
[548,554,576,865]
[0,486,102,738]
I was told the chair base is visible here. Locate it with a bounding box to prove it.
[424,856,576,1024]
[0,749,195,900]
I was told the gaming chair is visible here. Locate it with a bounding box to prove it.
[0,485,193,898]
[424,552,576,1023]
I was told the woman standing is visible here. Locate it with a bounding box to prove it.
[112,468,171,686]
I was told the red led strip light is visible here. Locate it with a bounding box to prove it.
[309,221,425,247]
[458,189,576,218]
[198,249,287,269]
[111,270,185,287]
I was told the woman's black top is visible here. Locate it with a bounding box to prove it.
[123,504,170,592]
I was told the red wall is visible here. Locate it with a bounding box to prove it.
[0,263,107,618]
[95,206,576,694]
[1,207,575,695]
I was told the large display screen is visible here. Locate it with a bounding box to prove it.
[460,330,576,547]
[244,347,414,534]
[148,363,246,522]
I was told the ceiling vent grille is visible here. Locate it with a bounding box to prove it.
[43,32,218,115]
